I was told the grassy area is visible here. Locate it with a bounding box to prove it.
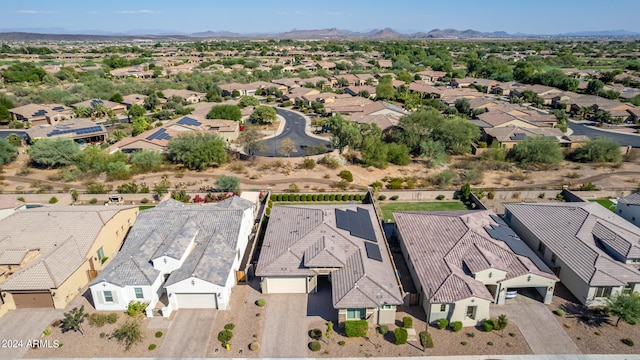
[138,205,155,211]
[380,201,467,222]
[589,199,616,212]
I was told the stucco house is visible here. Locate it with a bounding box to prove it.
[256,204,403,325]
[504,202,640,306]
[9,103,75,126]
[394,210,557,327]
[90,197,255,317]
[0,206,138,317]
[616,192,640,227]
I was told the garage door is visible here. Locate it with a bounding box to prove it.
[265,277,307,293]
[175,293,218,309]
[13,292,54,308]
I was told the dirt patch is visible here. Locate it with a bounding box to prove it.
[546,283,640,354]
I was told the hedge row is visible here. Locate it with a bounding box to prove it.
[272,194,365,202]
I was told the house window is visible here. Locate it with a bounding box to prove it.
[440,304,447,312]
[466,306,477,320]
[538,242,546,255]
[594,286,612,298]
[134,288,144,299]
[346,308,366,320]
[379,305,392,310]
[97,247,105,261]
[104,291,114,303]
[551,253,557,264]
[623,284,633,295]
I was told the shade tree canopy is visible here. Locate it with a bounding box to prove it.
[28,138,80,168]
[208,104,242,121]
[249,106,277,124]
[167,133,227,170]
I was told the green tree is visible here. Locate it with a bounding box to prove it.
[109,129,129,143]
[109,93,124,103]
[143,93,160,110]
[361,135,388,169]
[0,138,18,166]
[2,62,46,83]
[132,116,152,136]
[207,104,242,121]
[508,136,564,165]
[386,142,411,166]
[393,107,441,154]
[249,106,277,124]
[61,306,89,336]
[127,104,146,119]
[454,98,471,116]
[112,319,143,350]
[279,137,296,157]
[420,140,448,167]
[238,96,260,108]
[586,79,605,95]
[607,292,640,327]
[6,133,22,147]
[329,114,362,153]
[238,125,266,155]
[28,138,80,168]
[167,133,227,170]
[433,116,481,155]
[376,81,395,100]
[215,174,240,193]
[130,149,164,172]
[513,62,534,82]
[573,138,622,163]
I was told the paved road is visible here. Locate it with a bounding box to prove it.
[253,108,330,158]
[491,303,579,355]
[159,309,217,358]
[261,294,307,357]
[568,121,640,147]
[0,308,62,359]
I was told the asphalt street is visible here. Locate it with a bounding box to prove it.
[568,121,640,147]
[252,108,330,157]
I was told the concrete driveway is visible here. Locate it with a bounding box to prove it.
[159,309,217,358]
[491,303,580,354]
[0,308,62,359]
[261,294,308,357]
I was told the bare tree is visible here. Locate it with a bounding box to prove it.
[279,138,296,157]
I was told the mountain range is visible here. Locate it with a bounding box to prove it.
[0,27,639,41]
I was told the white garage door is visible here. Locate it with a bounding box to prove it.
[265,277,307,293]
[175,293,218,309]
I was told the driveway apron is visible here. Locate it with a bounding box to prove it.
[159,309,217,358]
[261,294,307,357]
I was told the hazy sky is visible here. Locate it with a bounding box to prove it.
[3,0,639,34]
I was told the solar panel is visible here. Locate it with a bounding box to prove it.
[52,106,64,111]
[91,99,103,106]
[334,207,377,242]
[485,225,553,273]
[364,241,382,262]
[510,133,527,141]
[177,117,202,127]
[489,214,507,226]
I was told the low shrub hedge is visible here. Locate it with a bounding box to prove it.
[344,320,368,337]
[451,321,463,332]
[420,331,434,348]
[394,327,408,345]
[437,318,449,330]
[309,341,321,351]
[483,319,494,332]
[377,325,389,335]
[403,316,413,328]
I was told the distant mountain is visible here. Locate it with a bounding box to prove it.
[1,27,639,41]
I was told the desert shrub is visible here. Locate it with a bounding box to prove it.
[112,320,143,351]
[377,325,389,335]
[487,191,495,200]
[99,332,106,338]
[107,313,118,324]
[224,323,235,330]
[141,198,149,204]
[390,195,399,201]
[249,341,260,351]
[554,309,565,317]
[509,332,516,337]
[487,341,494,346]
[622,338,634,347]
[437,318,449,330]
[338,341,346,346]
[339,170,353,182]
[483,319,494,332]
[403,316,413,328]
[88,313,108,328]
[127,301,148,317]
[148,344,156,350]
[43,327,51,336]
[218,329,233,344]
[496,314,508,330]
[90,198,98,204]
[436,194,445,200]
[394,327,408,345]
[155,331,163,338]
[538,192,546,199]
[451,321,463,332]
[17,197,25,202]
[378,195,387,200]
[301,158,316,169]
[578,182,598,191]
[309,341,321,351]
[344,320,368,337]
[420,331,434,348]
[49,196,58,204]
[310,328,322,340]
[256,298,266,307]
[461,341,468,346]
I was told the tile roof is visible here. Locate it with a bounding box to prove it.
[394,210,557,304]
[504,202,640,287]
[618,192,640,206]
[0,206,135,291]
[256,204,403,308]
[94,197,253,288]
